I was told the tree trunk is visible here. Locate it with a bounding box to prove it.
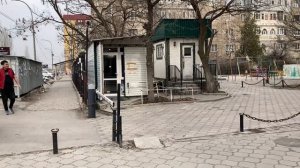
[145,0,156,102]
[146,42,155,102]
[197,24,218,93]
[202,59,218,93]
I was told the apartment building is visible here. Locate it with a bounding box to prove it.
[93,0,298,62]
[63,14,90,74]
[289,0,300,60]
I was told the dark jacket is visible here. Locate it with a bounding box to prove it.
[0,68,15,89]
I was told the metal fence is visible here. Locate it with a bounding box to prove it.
[216,58,288,77]
[0,56,43,97]
[72,54,85,101]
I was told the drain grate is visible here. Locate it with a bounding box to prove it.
[274,137,300,147]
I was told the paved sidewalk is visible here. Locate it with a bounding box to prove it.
[0,76,100,155]
[91,79,300,143]
[0,123,299,168]
[0,77,299,168]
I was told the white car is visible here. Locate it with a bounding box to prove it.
[42,69,53,79]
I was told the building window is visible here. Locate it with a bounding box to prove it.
[183,47,192,57]
[261,13,265,20]
[226,29,234,36]
[295,43,300,50]
[262,29,268,35]
[270,29,276,35]
[156,44,164,59]
[256,28,261,34]
[128,29,138,36]
[278,11,283,21]
[129,11,137,21]
[295,30,300,36]
[278,28,285,35]
[276,43,286,49]
[270,13,277,20]
[255,13,260,20]
[211,44,218,52]
[225,44,235,52]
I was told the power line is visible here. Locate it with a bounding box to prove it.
[0,11,15,23]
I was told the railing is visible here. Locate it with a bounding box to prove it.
[72,55,85,99]
[96,90,115,108]
[193,64,204,80]
[169,65,181,82]
[193,63,217,80]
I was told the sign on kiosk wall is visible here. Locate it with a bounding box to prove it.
[0,47,10,55]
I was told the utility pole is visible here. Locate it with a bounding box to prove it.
[13,0,37,60]
[41,39,54,70]
[84,21,90,105]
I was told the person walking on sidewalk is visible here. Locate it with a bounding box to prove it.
[0,60,20,115]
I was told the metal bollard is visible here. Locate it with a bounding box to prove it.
[117,116,123,147]
[88,84,96,118]
[239,113,244,132]
[117,116,123,148]
[241,81,244,88]
[112,109,117,141]
[263,78,265,86]
[51,128,59,154]
[117,84,121,117]
[282,80,285,88]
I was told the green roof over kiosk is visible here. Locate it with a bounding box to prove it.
[151,19,212,42]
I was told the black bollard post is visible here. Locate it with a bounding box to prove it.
[88,84,96,118]
[117,84,121,117]
[263,78,265,86]
[242,81,244,88]
[118,116,123,147]
[240,113,244,132]
[116,83,121,144]
[200,73,203,92]
[51,128,59,154]
[112,109,117,141]
[282,80,285,88]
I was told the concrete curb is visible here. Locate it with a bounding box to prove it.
[0,143,110,158]
[98,93,232,115]
[126,94,232,107]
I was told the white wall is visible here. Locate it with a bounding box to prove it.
[168,38,202,68]
[96,43,103,93]
[88,43,95,85]
[153,41,166,79]
[124,47,148,96]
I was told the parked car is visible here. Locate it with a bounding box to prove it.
[42,69,54,79]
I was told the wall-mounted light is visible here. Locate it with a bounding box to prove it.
[173,42,176,47]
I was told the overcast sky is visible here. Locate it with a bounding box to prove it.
[0,0,64,67]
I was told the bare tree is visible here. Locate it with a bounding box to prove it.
[184,0,266,92]
[141,0,161,102]
[40,0,162,102]
[284,1,300,41]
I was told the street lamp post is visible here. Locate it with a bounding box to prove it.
[13,0,37,61]
[41,39,54,70]
[84,21,90,105]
